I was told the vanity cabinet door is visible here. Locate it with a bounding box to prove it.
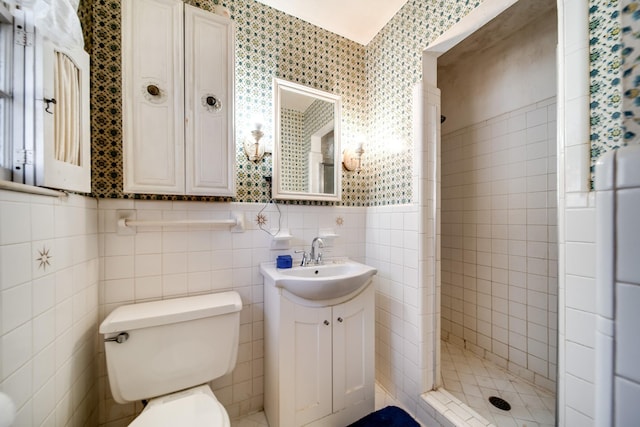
[265,282,375,427]
[332,284,375,413]
[122,0,185,194]
[287,303,333,426]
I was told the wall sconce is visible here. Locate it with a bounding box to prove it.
[243,117,266,163]
[342,142,364,172]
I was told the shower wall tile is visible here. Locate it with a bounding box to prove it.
[440,99,557,391]
[566,374,595,419]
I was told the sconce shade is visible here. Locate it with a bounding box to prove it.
[244,127,266,162]
[342,143,364,171]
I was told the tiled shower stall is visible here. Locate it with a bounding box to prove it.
[438,1,558,390]
[416,2,566,425]
[440,98,558,391]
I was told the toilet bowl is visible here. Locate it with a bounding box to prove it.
[99,292,242,426]
[129,385,229,427]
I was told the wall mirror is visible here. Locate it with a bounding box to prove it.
[272,78,341,201]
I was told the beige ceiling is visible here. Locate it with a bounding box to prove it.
[437,0,557,68]
[254,0,408,45]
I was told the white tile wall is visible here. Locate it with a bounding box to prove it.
[560,199,597,427]
[593,145,640,425]
[97,199,366,425]
[0,190,99,426]
[556,0,595,424]
[366,204,422,414]
[439,99,558,390]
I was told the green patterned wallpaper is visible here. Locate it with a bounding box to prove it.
[279,108,305,192]
[86,0,624,204]
[89,0,368,204]
[590,0,624,187]
[367,0,624,195]
[622,1,640,144]
[364,1,483,205]
[302,99,334,191]
[87,0,496,206]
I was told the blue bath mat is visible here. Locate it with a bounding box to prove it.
[347,406,420,426]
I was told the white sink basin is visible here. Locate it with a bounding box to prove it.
[260,259,377,302]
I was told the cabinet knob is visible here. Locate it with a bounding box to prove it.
[147,85,160,96]
[323,320,330,326]
[337,317,343,323]
[206,96,221,109]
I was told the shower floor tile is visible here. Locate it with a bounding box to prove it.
[441,341,556,427]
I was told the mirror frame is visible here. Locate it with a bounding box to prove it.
[272,78,342,202]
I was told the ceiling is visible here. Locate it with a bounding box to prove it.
[254,0,408,45]
[438,0,556,67]
[281,88,315,112]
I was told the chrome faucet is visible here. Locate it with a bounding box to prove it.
[310,237,324,265]
[295,237,325,266]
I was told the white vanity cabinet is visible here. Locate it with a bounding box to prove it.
[264,281,374,426]
[122,0,235,196]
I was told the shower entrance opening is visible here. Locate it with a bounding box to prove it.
[422,0,559,425]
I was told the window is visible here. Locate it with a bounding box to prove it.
[0,3,90,193]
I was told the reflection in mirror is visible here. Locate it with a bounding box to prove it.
[273,78,341,201]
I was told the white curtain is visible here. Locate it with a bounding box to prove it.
[54,52,80,165]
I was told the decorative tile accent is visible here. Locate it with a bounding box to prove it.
[36,245,52,270]
[255,212,267,226]
[336,216,344,226]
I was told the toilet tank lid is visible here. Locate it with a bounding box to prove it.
[99,292,242,334]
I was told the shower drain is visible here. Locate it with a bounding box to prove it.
[488,396,511,411]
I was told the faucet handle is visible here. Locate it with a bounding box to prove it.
[294,250,308,266]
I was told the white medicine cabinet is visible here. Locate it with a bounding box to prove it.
[122,0,235,196]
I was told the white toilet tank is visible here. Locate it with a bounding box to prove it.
[99,292,242,404]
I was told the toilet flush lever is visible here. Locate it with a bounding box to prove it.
[104,332,129,344]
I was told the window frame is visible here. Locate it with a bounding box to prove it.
[0,3,13,181]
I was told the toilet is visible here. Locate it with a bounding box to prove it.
[99,291,242,426]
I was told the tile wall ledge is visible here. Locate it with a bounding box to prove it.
[564,191,596,209]
[421,388,495,427]
[0,179,68,198]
